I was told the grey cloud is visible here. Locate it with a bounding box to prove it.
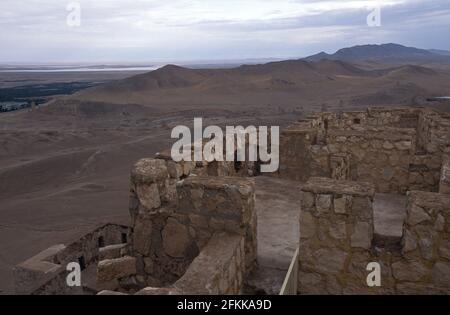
[0,0,449,63]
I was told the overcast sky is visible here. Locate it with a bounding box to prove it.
[1,0,449,64]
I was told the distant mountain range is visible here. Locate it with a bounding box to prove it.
[69,46,450,109]
[429,49,450,56]
[304,43,450,62]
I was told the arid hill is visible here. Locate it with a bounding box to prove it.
[71,59,450,109]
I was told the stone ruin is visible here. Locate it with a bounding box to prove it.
[14,223,131,295]
[284,107,450,294]
[14,106,450,295]
[14,142,260,295]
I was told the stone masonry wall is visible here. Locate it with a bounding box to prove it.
[129,158,194,287]
[396,190,450,293]
[326,128,415,193]
[129,232,245,295]
[14,224,130,295]
[278,128,319,181]
[129,158,257,289]
[177,176,257,274]
[320,107,420,131]
[278,107,450,193]
[298,177,450,294]
[410,109,450,192]
[278,107,428,189]
[298,177,376,294]
[408,153,442,192]
[173,232,245,294]
[417,109,450,154]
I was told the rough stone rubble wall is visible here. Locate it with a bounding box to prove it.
[14,224,130,295]
[396,190,450,293]
[173,232,245,294]
[417,109,450,154]
[127,157,257,293]
[298,177,450,294]
[326,128,415,193]
[279,107,449,194]
[408,153,442,192]
[410,109,450,192]
[99,134,262,294]
[298,177,376,294]
[135,232,245,295]
[279,129,320,181]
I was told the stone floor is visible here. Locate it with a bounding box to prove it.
[245,176,301,295]
[373,193,408,249]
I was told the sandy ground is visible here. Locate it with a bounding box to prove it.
[247,176,301,294]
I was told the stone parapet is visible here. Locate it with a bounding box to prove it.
[177,176,257,275]
[129,158,257,288]
[397,191,450,293]
[299,177,376,294]
[174,232,245,294]
[135,233,245,295]
[298,177,450,294]
[278,107,449,194]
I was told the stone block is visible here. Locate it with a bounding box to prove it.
[136,183,161,211]
[407,205,431,226]
[316,194,332,214]
[435,214,445,232]
[329,221,347,240]
[131,159,168,185]
[97,290,129,295]
[298,271,323,294]
[99,244,129,261]
[402,230,418,253]
[133,217,153,256]
[97,256,137,282]
[300,191,315,211]
[438,239,450,260]
[351,222,372,249]
[166,161,183,179]
[392,261,429,282]
[162,218,191,258]
[313,248,347,274]
[333,195,351,214]
[135,287,181,295]
[300,211,316,239]
[351,196,373,221]
[432,262,450,287]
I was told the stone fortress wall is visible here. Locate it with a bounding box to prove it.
[116,156,257,294]
[14,106,450,295]
[15,139,260,295]
[289,107,450,294]
[279,107,450,193]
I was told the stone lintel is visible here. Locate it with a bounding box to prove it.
[302,177,375,197]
